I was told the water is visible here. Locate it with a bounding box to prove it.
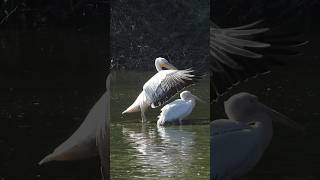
[110,71,210,179]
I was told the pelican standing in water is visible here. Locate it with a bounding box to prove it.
[211,92,303,180]
[122,57,200,122]
[157,91,203,126]
[39,75,111,180]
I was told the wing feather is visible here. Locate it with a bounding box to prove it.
[211,21,269,71]
[210,19,306,101]
[143,69,200,108]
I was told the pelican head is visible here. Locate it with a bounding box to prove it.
[180,91,204,102]
[155,57,177,71]
[224,92,258,122]
[224,92,303,131]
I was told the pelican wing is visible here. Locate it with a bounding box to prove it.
[210,21,271,99]
[143,69,200,108]
[211,119,262,179]
[210,20,306,101]
[211,21,270,71]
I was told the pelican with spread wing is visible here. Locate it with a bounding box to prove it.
[122,57,200,122]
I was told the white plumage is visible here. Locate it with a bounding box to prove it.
[122,57,199,122]
[211,92,303,180]
[144,69,195,108]
[157,91,202,126]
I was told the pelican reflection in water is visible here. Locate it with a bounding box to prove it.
[121,125,195,178]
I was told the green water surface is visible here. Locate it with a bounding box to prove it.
[110,71,210,179]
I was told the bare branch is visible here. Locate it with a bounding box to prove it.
[0,6,18,25]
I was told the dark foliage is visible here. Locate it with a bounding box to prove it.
[0,0,109,79]
[111,0,209,70]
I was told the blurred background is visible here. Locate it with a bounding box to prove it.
[0,0,108,179]
[212,0,320,179]
[111,0,209,71]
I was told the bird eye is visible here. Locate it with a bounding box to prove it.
[160,64,168,70]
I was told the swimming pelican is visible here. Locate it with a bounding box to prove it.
[39,75,110,180]
[211,92,303,180]
[122,57,200,122]
[157,91,203,126]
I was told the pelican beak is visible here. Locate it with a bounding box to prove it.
[192,95,206,103]
[263,104,304,132]
[161,63,177,70]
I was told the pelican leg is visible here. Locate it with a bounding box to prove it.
[141,111,147,122]
[140,106,148,122]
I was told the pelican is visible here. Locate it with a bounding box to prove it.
[39,75,110,180]
[211,92,303,180]
[157,91,203,126]
[122,57,200,122]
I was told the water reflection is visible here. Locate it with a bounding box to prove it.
[122,124,194,177]
[117,124,208,178]
[111,71,210,179]
[111,123,209,179]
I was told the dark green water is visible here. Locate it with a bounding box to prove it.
[110,71,210,179]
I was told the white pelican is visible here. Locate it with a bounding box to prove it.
[39,75,110,180]
[157,91,203,126]
[122,57,200,122]
[211,92,303,180]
